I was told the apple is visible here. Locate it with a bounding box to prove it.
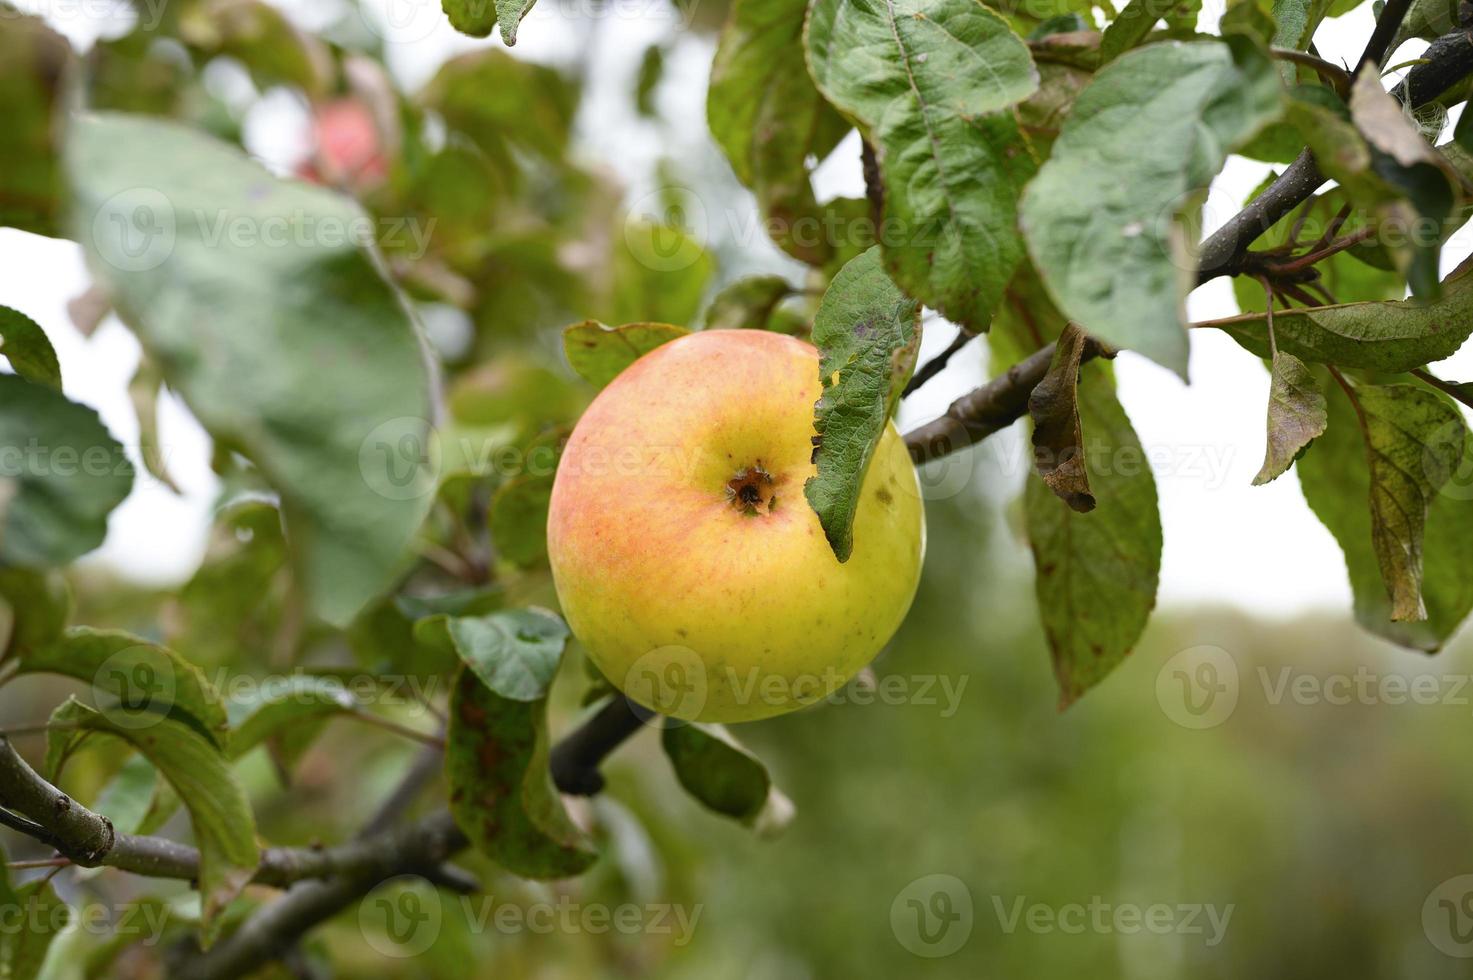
[296,99,387,192]
[547,329,926,723]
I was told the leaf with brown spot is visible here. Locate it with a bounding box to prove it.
[1253,352,1327,485]
[1028,323,1094,512]
[562,320,688,389]
[445,667,596,879]
[1338,383,1464,622]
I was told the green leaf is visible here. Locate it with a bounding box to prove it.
[709,0,850,265]
[489,474,553,567]
[661,722,793,833]
[804,247,921,562]
[419,50,578,170]
[494,0,537,44]
[167,501,288,668]
[0,876,68,980]
[0,374,134,567]
[1021,39,1281,377]
[68,113,435,627]
[1025,369,1161,706]
[562,321,689,389]
[807,0,1040,328]
[1028,323,1095,511]
[441,0,497,36]
[0,567,69,660]
[44,698,259,941]
[177,0,330,97]
[1252,351,1327,485]
[0,8,70,237]
[636,44,665,118]
[1215,257,1473,371]
[226,674,359,760]
[1300,378,1473,647]
[128,357,181,494]
[17,627,229,747]
[703,275,799,332]
[416,608,569,702]
[1337,383,1459,621]
[609,221,715,327]
[446,666,597,879]
[93,752,158,833]
[0,306,60,389]
[1099,0,1202,65]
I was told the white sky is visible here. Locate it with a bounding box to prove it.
[5,0,1471,616]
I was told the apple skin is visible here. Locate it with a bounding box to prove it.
[547,329,926,723]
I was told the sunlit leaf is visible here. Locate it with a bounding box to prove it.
[0,306,60,389]
[562,321,689,389]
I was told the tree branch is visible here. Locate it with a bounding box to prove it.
[1196,23,1473,285]
[903,327,977,398]
[902,340,1108,465]
[549,696,649,796]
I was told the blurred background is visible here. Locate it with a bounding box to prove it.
[6,0,1473,976]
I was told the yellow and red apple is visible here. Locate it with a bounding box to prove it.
[547,329,925,723]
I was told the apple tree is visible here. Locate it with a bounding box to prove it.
[1,0,1473,973]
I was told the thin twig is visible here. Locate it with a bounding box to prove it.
[1413,368,1473,409]
[902,327,977,398]
[1270,47,1353,95]
[1274,226,1377,275]
[1357,0,1416,70]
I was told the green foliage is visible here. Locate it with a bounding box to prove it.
[0,374,133,567]
[662,722,792,831]
[0,6,69,237]
[1022,38,1281,377]
[417,608,569,702]
[562,321,689,388]
[45,698,259,941]
[804,248,920,561]
[807,0,1039,328]
[0,567,70,659]
[1025,370,1162,706]
[0,306,60,389]
[0,864,68,980]
[1217,257,1473,369]
[69,113,435,627]
[709,0,849,265]
[446,666,598,878]
[17,627,230,747]
[703,275,800,332]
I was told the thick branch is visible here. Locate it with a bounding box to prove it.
[171,811,468,980]
[1196,24,1473,284]
[549,695,649,796]
[903,340,1108,464]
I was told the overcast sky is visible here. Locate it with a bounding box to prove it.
[5,0,1470,616]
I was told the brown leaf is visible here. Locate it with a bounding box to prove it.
[1253,352,1327,485]
[1028,323,1095,512]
